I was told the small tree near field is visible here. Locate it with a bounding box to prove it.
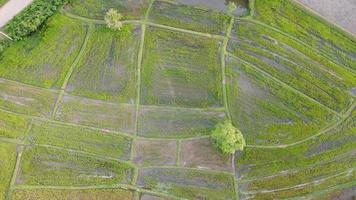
[105,8,123,30]
[211,121,246,154]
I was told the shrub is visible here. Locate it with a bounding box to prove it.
[105,8,123,30]
[211,121,246,154]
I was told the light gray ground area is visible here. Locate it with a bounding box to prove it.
[296,0,356,35]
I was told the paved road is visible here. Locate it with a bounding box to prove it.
[0,0,33,28]
[296,0,356,36]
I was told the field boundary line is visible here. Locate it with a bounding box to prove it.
[134,0,155,136]
[246,101,355,149]
[229,54,342,117]
[138,104,225,112]
[13,184,185,200]
[6,146,24,200]
[61,24,92,90]
[221,17,234,121]
[238,18,356,74]
[134,25,146,135]
[51,24,92,119]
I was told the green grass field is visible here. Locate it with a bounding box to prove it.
[0,0,355,199]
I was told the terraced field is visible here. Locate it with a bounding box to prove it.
[0,0,355,199]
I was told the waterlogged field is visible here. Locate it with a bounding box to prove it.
[0,0,355,199]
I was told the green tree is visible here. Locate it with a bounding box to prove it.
[105,8,123,30]
[211,121,246,154]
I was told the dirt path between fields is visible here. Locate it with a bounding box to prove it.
[0,0,34,28]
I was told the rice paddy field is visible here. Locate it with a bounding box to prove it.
[0,0,355,199]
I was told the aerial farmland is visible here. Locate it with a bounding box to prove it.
[0,0,355,199]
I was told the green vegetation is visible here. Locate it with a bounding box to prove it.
[0,110,29,140]
[0,15,87,89]
[0,142,17,200]
[18,146,134,186]
[149,0,230,35]
[0,0,354,199]
[141,27,223,108]
[66,24,139,102]
[211,121,245,154]
[12,188,134,200]
[28,120,132,159]
[105,9,123,30]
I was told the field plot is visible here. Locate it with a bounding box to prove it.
[17,146,134,186]
[0,110,29,140]
[137,106,225,138]
[65,0,150,20]
[180,138,232,172]
[137,168,235,199]
[226,57,337,145]
[0,15,87,89]
[28,120,132,160]
[235,108,356,199]
[133,139,177,166]
[252,0,356,71]
[0,79,58,117]
[12,188,134,200]
[141,27,223,108]
[0,142,17,200]
[229,20,355,112]
[55,95,136,133]
[149,0,230,35]
[66,25,140,103]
